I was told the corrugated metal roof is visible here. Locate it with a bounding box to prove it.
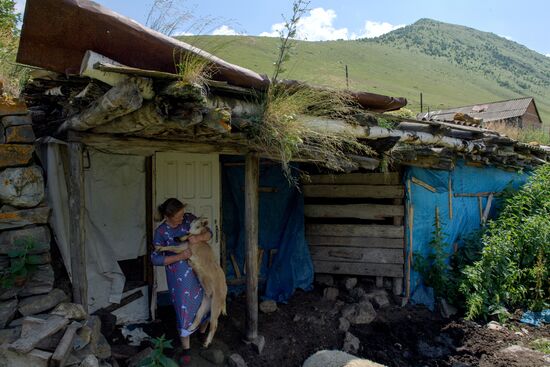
[417,97,539,123]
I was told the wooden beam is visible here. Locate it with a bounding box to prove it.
[244,152,259,342]
[306,224,404,238]
[306,172,400,185]
[411,177,436,192]
[302,185,404,199]
[309,246,404,264]
[307,235,403,248]
[51,322,80,367]
[312,260,403,277]
[68,143,88,309]
[304,204,404,220]
[69,132,246,156]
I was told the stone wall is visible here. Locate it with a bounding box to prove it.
[0,97,60,328]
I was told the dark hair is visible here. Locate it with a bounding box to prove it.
[158,198,185,218]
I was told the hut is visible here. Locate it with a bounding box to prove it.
[417,97,544,129]
[3,0,549,348]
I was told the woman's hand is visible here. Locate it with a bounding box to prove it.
[178,248,192,260]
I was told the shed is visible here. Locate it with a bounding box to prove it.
[11,0,550,344]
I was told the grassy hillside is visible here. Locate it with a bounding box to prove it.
[180,19,550,126]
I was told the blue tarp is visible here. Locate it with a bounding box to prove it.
[404,161,529,309]
[221,157,314,302]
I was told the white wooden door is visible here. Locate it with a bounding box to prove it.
[154,152,221,292]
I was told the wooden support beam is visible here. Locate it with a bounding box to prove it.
[244,152,259,342]
[411,177,436,192]
[302,185,404,199]
[68,143,88,310]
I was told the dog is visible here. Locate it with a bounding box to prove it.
[155,217,227,347]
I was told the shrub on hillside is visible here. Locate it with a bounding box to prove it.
[461,164,550,320]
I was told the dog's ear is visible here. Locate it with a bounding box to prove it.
[199,217,208,227]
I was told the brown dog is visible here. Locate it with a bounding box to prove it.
[155,217,227,347]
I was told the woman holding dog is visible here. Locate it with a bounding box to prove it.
[151,198,211,366]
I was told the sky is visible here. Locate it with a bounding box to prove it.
[14,0,550,56]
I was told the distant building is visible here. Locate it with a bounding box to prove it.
[417,97,543,129]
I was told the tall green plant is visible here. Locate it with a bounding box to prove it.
[461,164,550,320]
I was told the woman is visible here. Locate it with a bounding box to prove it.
[151,198,212,365]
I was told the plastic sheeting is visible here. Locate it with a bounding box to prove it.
[405,161,528,309]
[221,157,314,302]
[37,141,147,313]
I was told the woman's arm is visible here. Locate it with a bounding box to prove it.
[163,249,192,265]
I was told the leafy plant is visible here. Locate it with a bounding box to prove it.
[0,0,29,96]
[0,238,38,289]
[461,164,550,320]
[139,335,178,367]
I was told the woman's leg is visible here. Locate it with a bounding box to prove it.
[181,336,190,350]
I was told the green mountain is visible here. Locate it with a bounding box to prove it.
[181,18,550,125]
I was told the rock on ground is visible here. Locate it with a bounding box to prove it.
[18,288,68,316]
[343,332,360,354]
[302,350,386,367]
[259,300,277,314]
[0,166,44,208]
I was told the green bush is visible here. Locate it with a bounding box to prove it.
[461,164,550,320]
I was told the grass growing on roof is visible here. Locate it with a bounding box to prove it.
[252,83,375,176]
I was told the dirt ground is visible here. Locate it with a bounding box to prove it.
[113,278,549,367]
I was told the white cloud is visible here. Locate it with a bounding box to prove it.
[546,53,550,57]
[259,8,404,41]
[499,34,513,41]
[211,25,242,36]
[260,7,349,41]
[359,21,405,38]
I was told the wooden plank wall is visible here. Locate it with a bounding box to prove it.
[303,172,405,294]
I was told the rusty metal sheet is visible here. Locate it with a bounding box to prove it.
[17,0,270,90]
[17,0,406,112]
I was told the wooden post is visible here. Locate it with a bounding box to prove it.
[244,152,259,341]
[68,143,88,310]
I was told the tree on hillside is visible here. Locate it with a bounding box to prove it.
[0,0,28,96]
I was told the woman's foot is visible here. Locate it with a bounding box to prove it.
[179,349,191,366]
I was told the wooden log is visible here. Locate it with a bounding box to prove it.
[478,196,483,222]
[304,204,404,220]
[58,78,145,132]
[8,316,69,353]
[68,143,87,310]
[70,132,246,156]
[309,246,404,264]
[230,253,241,279]
[51,321,81,367]
[454,192,497,197]
[80,51,154,99]
[303,184,403,199]
[306,172,400,185]
[307,235,403,248]
[411,177,436,192]
[0,207,51,231]
[306,224,404,238]
[312,260,403,277]
[244,152,259,342]
[0,144,33,168]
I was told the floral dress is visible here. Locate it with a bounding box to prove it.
[151,213,204,337]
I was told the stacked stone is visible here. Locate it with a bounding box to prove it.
[0,97,57,330]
